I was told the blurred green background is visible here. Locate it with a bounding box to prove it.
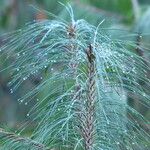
[0,0,149,134]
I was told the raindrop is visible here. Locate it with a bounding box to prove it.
[107,121,110,125]
[143,93,146,97]
[10,89,13,94]
[116,142,120,145]
[124,130,127,133]
[51,68,54,71]
[26,113,30,117]
[36,98,39,101]
[25,102,28,105]
[23,77,27,81]
[106,66,109,69]
[16,68,19,71]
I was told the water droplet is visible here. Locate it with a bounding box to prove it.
[124,130,127,133]
[23,77,27,81]
[143,93,146,97]
[116,142,120,145]
[36,98,39,101]
[25,102,28,105]
[16,68,19,71]
[106,66,109,69]
[26,113,29,117]
[10,89,13,93]
[51,68,54,71]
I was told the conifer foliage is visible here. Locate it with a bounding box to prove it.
[0,5,149,150]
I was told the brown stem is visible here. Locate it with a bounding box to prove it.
[0,128,50,150]
[67,23,96,149]
[83,45,96,150]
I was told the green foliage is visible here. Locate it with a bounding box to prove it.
[80,0,133,23]
[0,4,150,150]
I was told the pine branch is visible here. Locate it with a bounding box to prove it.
[0,128,50,150]
[83,44,96,150]
[0,4,149,150]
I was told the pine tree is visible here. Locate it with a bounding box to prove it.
[0,4,149,150]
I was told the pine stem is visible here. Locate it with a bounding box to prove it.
[0,128,50,150]
[83,44,96,150]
